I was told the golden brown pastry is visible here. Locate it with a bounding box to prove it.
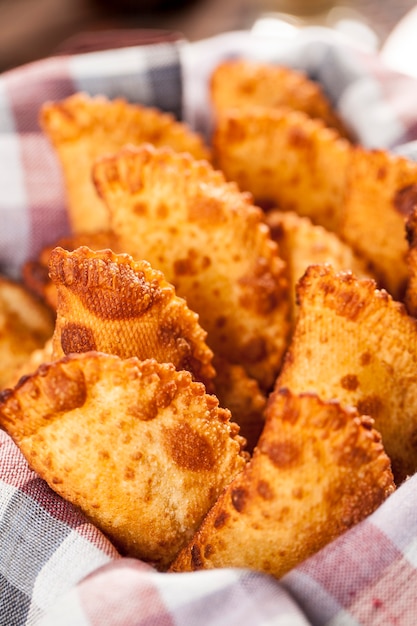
[49,246,216,391]
[210,59,351,138]
[405,205,417,316]
[171,388,394,578]
[340,147,417,300]
[212,355,266,453]
[8,338,54,388]
[0,353,247,570]
[0,276,55,390]
[40,93,211,233]
[266,209,374,324]
[212,107,351,232]
[278,264,417,483]
[22,230,119,310]
[92,143,290,391]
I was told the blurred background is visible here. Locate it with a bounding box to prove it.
[0,0,416,72]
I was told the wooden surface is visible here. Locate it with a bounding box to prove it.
[0,0,416,72]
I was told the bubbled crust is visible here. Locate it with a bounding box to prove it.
[266,209,374,325]
[170,388,394,578]
[40,93,211,156]
[212,107,351,234]
[22,230,120,311]
[92,144,290,390]
[340,147,417,300]
[0,353,247,570]
[212,355,266,453]
[49,246,215,391]
[40,93,211,233]
[0,277,55,390]
[278,264,417,484]
[210,59,351,139]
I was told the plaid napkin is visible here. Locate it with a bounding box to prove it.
[1,26,417,626]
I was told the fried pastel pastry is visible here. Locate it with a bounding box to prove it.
[212,356,266,453]
[49,246,215,391]
[40,93,211,233]
[213,107,351,232]
[339,147,417,300]
[0,353,247,570]
[93,144,290,391]
[210,59,350,138]
[0,276,55,390]
[405,206,417,317]
[171,388,394,578]
[277,264,417,483]
[9,338,54,388]
[266,210,373,324]
[22,230,119,310]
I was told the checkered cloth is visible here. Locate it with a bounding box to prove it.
[1,26,417,626]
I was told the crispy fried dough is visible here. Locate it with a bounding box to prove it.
[339,148,417,300]
[0,277,55,390]
[213,107,351,232]
[212,356,266,453]
[278,264,417,483]
[40,93,211,233]
[171,388,394,578]
[214,111,416,299]
[93,144,290,390]
[210,59,350,138]
[266,210,374,323]
[0,353,247,569]
[49,246,215,391]
[23,230,118,310]
[405,206,417,317]
[9,338,54,388]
